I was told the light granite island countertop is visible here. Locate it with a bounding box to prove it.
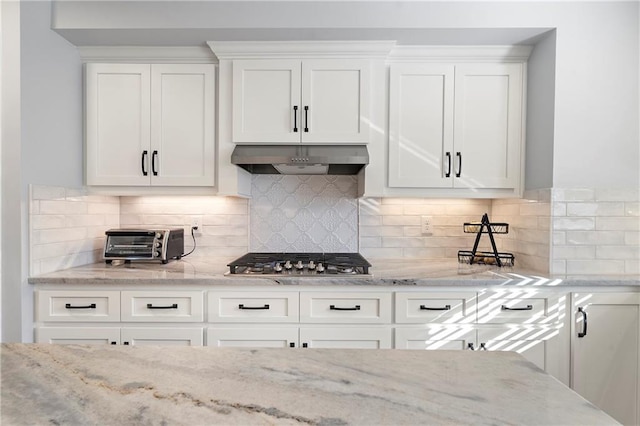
[1,344,618,425]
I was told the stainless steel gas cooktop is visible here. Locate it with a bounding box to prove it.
[227,252,371,276]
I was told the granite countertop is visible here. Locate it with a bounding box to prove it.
[29,258,639,287]
[0,344,617,425]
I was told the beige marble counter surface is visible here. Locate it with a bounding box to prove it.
[0,344,618,425]
[29,258,639,287]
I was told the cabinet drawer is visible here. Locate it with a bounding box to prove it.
[208,292,299,323]
[300,292,392,323]
[121,291,204,322]
[300,326,392,349]
[395,292,476,323]
[477,291,566,324]
[37,290,120,322]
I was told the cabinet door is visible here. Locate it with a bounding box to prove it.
[86,63,151,186]
[150,64,215,186]
[207,327,298,348]
[395,326,476,350]
[300,327,391,349]
[388,64,454,188]
[121,327,203,346]
[301,59,370,144]
[232,60,301,143]
[572,292,640,426]
[477,326,562,373]
[453,63,523,189]
[36,327,120,345]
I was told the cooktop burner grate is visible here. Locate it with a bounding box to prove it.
[227,252,371,275]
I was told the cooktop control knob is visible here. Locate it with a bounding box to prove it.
[155,232,163,239]
[308,261,316,270]
[284,260,292,270]
[274,262,283,273]
[295,261,304,270]
[316,262,325,273]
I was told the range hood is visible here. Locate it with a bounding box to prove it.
[231,145,369,175]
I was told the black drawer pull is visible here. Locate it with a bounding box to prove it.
[501,304,533,311]
[146,303,178,310]
[239,304,270,310]
[420,304,451,311]
[330,305,361,311]
[65,303,96,309]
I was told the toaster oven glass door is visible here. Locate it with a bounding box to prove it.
[105,234,155,258]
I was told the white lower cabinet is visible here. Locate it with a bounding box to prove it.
[571,292,640,426]
[120,327,203,346]
[207,327,298,348]
[36,327,121,345]
[300,327,392,349]
[395,326,476,351]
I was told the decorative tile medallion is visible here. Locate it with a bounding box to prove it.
[250,175,358,252]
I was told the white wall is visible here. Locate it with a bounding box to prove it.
[1,0,22,342]
[3,0,84,342]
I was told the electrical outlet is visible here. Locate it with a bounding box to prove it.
[421,216,433,235]
[191,216,202,231]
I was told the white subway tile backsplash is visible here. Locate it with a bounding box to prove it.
[553,217,596,231]
[595,188,640,202]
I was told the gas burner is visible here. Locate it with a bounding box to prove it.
[227,253,371,276]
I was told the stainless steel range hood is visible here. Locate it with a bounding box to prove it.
[231,145,369,175]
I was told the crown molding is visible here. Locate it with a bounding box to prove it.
[208,40,397,60]
[387,45,534,62]
[78,46,217,63]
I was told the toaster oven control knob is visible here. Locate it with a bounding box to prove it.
[155,242,162,248]
[155,232,163,239]
[274,262,283,273]
[316,263,325,273]
[153,251,160,258]
[284,260,292,270]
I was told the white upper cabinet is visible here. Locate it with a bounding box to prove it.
[389,64,454,188]
[232,59,370,144]
[86,63,215,187]
[453,63,523,190]
[386,54,527,197]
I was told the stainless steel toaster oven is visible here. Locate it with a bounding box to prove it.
[103,229,184,264]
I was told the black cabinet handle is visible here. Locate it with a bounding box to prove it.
[65,303,96,309]
[467,343,475,351]
[304,106,309,132]
[479,343,487,351]
[455,152,462,177]
[329,305,360,311]
[501,304,533,311]
[578,307,588,338]
[302,343,308,348]
[420,304,451,311]
[238,304,270,310]
[124,342,130,345]
[146,303,178,309]
[141,150,148,176]
[289,342,295,348]
[152,150,158,176]
[111,341,117,345]
[445,152,451,177]
[293,106,298,132]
